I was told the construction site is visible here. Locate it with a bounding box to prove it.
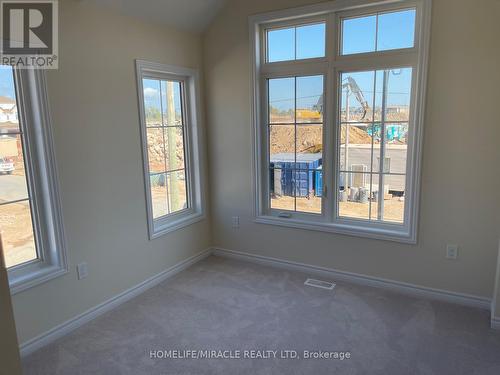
[269,70,409,223]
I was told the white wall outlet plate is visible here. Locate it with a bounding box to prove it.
[446,244,458,260]
[77,262,88,280]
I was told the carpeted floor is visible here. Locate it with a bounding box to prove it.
[23,255,500,375]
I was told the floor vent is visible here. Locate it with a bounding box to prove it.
[304,278,336,290]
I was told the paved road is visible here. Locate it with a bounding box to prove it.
[0,174,29,203]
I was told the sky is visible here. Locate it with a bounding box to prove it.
[342,9,415,54]
[269,68,412,112]
[142,78,182,120]
[267,9,415,111]
[0,66,16,99]
[268,23,325,62]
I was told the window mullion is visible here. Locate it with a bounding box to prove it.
[261,61,328,77]
[333,52,417,72]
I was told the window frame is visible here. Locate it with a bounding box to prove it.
[5,68,68,294]
[250,0,431,243]
[135,60,205,239]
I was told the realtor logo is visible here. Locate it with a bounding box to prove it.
[1,0,58,68]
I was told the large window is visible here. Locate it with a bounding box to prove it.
[251,0,430,242]
[136,61,205,239]
[0,66,67,293]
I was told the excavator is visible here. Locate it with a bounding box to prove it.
[312,76,370,120]
[342,76,370,120]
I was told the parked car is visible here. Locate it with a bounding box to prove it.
[0,156,14,174]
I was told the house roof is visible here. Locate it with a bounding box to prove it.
[0,96,15,105]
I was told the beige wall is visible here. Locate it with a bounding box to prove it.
[0,243,22,375]
[204,0,500,298]
[10,0,500,348]
[493,240,500,318]
[12,0,211,344]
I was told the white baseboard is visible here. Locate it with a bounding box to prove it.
[20,245,496,357]
[491,316,500,330]
[213,247,491,311]
[20,248,212,358]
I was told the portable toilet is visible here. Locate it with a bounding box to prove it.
[315,165,323,197]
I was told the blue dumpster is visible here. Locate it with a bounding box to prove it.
[270,153,322,197]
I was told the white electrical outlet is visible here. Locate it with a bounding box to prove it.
[77,262,88,280]
[232,216,240,228]
[446,244,458,260]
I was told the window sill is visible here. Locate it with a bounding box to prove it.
[254,215,416,244]
[150,211,205,240]
[8,260,68,295]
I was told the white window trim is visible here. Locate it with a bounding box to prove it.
[135,60,206,239]
[249,0,432,243]
[7,69,68,294]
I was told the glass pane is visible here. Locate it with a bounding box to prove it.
[167,170,188,213]
[296,23,325,59]
[161,80,183,126]
[0,201,37,268]
[164,126,185,171]
[342,15,376,55]
[340,71,375,123]
[270,168,295,211]
[269,125,294,161]
[338,172,370,220]
[341,9,416,55]
[377,9,416,51]
[0,66,20,134]
[150,173,168,219]
[296,122,322,214]
[269,78,294,123]
[297,125,322,157]
[143,79,162,127]
[296,75,323,123]
[375,68,412,122]
[146,128,165,174]
[339,124,372,172]
[295,168,321,214]
[370,174,405,223]
[1,66,39,269]
[0,135,29,200]
[267,27,295,62]
[372,123,408,174]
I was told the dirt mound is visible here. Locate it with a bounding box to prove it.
[270,125,372,155]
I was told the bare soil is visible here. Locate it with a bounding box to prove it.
[0,201,37,268]
[271,195,404,223]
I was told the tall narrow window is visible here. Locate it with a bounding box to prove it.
[0,66,37,268]
[251,0,430,243]
[0,66,67,293]
[143,79,188,218]
[268,75,324,214]
[136,61,204,238]
[338,68,412,224]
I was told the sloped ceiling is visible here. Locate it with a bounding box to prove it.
[83,0,227,33]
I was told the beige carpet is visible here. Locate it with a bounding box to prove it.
[23,255,500,374]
